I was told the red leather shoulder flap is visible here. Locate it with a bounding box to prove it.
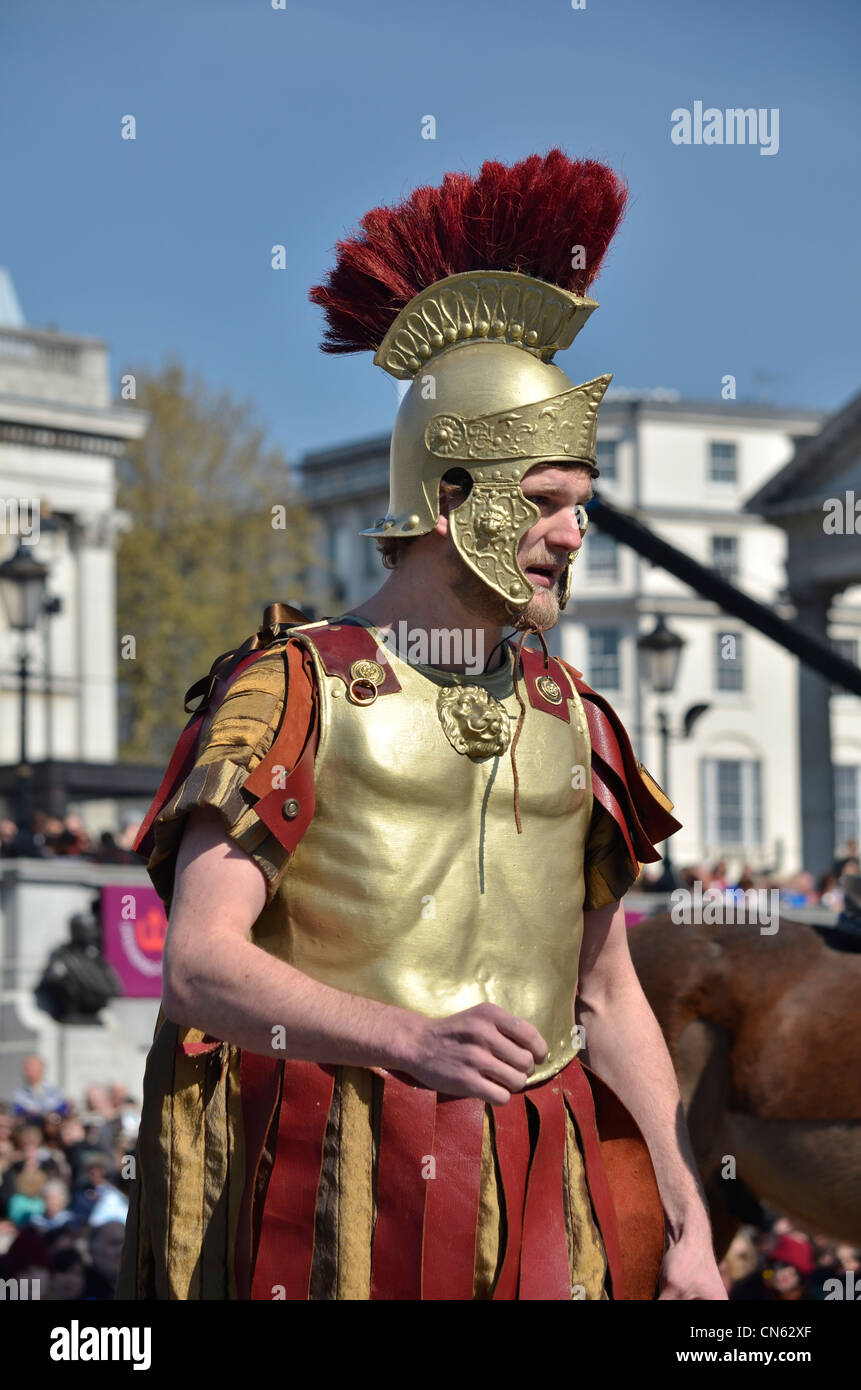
[557,658,683,867]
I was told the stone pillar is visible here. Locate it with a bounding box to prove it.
[73,511,120,761]
[791,584,838,879]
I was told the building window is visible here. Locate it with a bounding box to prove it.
[589,627,621,691]
[709,441,737,483]
[715,630,743,691]
[585,529,619,580]
[701,758,762,849]
[596,439,618,480]
[710,535,738,585]
[831,636,859,695]
[835,765,860,854]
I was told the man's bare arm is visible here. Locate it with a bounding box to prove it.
[576,898,726,1299]
[161,807,546,1105]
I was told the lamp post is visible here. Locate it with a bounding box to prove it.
[636,615,685,891]
[0,542,49,855]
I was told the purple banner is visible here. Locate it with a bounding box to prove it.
[101,884,167,998]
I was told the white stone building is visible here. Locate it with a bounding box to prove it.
[0,270,147,831]
[299,391,861,881]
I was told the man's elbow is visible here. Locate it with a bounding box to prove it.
[161,953,197,1028]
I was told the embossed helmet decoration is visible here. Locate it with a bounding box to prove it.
[310,151,627,615]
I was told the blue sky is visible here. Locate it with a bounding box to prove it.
[1,0,859,465]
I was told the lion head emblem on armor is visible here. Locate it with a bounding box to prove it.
[436,685,512,760]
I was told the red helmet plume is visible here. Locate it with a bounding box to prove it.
[309,150,628,355]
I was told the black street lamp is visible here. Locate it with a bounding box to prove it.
[637,615,686,891]
[0,542,49,855]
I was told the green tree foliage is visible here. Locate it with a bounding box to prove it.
[116,362,315,762]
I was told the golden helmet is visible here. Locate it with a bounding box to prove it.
[310,152,626,614]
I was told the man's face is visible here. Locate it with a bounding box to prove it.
[515,464,593,630]
[23,1055,44,1087]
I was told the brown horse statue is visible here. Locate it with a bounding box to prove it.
[627,912,861,1256]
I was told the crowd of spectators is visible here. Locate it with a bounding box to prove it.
[0,1054,138,1299]
[722,1215,860,1301]
[637,842,860,916]
[0,811,142,864]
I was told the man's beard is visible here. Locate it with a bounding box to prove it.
[443,543,562,632]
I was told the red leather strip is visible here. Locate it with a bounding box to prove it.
[246,728,317,855]
[561,1061,625,1300]
[421,1094,486,1300]
[491,1094,531,1300]
[370,1071,437,1300]
[581,1063,665,1301]
[310,621,402,696]
[235,1050,283,1299]
[245,643,319,855]
[559,659,682,858]
[244,643,316,796]
[518,1079,572,1300]
[518,646,572,723]
[251,1061,335,1301]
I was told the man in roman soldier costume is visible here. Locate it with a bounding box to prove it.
[119,151,725,1301]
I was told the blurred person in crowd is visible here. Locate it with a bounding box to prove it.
[706,860,728,891]
[730,865,757,894]
[40,1109,69,1166]
[6,1167,48,1227]
[12,1053,70,1120]
[30,1177,75,1234]
[83,1083,114,1122]
[94,829,138,864]
[98,1083,141,1151]
[768,1228,815,1278]
[0,1123,60,1220]
[769,1262,805,1300]
[719,1228,758,1292]
[84,1219,125,1299]
[816,871,843,911]
[805,1236,846,1299]
[779,870,815,908]
[48,1244,87,1300]
[117,812,143,852]
[814,873,861,953]
[71,1149,128,1227]
[57,1113,89,1188]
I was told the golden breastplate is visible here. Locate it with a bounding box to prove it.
[254,619,593,1085]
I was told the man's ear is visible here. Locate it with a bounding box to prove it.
[433,512,450,537]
